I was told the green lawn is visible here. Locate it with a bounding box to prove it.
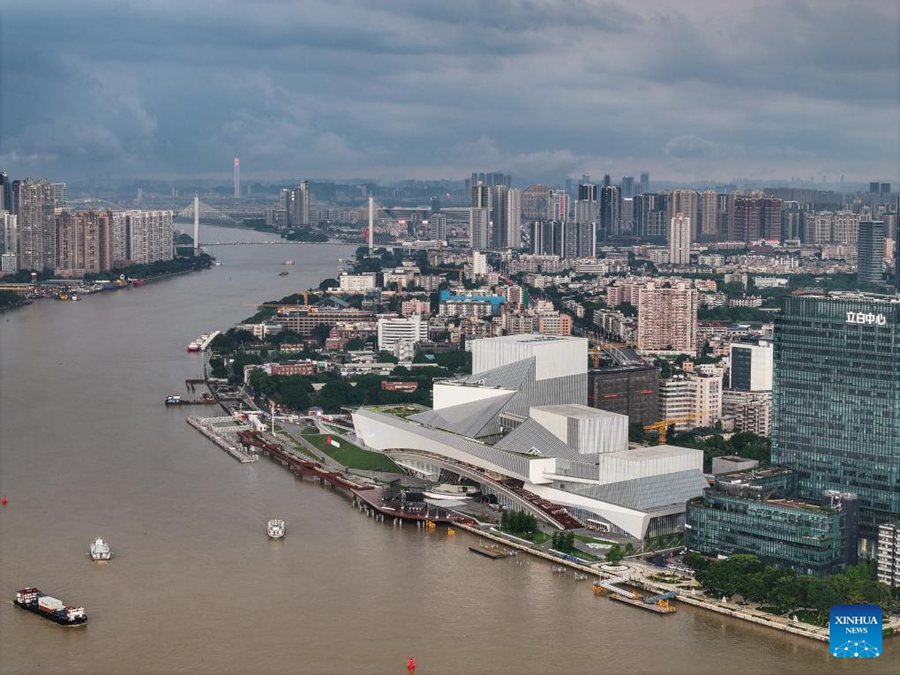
[499,529,551,545]
[303,434,401,472]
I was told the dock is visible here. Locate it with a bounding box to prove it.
[609,593,676,614]
[469,546,508,559]
[186,416,257,463]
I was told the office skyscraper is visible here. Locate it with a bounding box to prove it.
[599,185,621,238]
[857,220,885,285]
[12,178,55,271]
[772,295,900,552]
[668,215,691,265]
[0,172,12,212]
[639,171,649,195]
[633,193,667,240]
[491,184,509,247]
[575,183,597,226]
[621,176,635,199]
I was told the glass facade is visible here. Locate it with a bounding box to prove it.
[686,489,852,576]
[771,295,900,544]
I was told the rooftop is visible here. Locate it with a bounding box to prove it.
[602,444,702,462]
[470,334,586,345]
[531,404,626,421]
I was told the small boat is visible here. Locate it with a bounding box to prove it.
[89,538,111,561]
[282,260,294,266]
[278,271,289,276]
[551,566,566,574]
[574,573,588,581]
[267,519,285,539]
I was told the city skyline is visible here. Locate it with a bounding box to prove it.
[2,1,898,184]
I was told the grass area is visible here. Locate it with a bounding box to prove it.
[794,609,828,627]
[498,529,551,545]
[300,427,319,436]
[648,574,683,584]
[303,433,401,472]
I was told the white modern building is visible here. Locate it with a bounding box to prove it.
[377,315,428,352]
[729,340,773,391]
[352,334,708,541]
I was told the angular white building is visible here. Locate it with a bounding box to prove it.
[352,334,707,540]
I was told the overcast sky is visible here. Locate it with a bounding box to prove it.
[1,0,897,184]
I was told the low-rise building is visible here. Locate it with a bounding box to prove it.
[722,389,772,436]
[338,273,377,292]
[686,469,859,576]
[877,522,900,588]
[271,361,316,377]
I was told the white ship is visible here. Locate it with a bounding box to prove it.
[267,519,285,539]
[89,538,111,561]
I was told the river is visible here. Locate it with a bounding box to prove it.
[0,225,895,674]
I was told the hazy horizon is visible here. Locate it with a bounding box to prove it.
[2,0,898,184]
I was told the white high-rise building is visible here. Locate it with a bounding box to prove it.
[472,251,488,276]
[0,211,17,256]
[668,214,691,265]
[377,315,428,352]
[233,158,240,199]
[506,188,522,249]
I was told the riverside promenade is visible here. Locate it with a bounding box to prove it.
[451,522,900,644]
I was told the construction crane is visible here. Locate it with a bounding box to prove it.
[643,414,703,445]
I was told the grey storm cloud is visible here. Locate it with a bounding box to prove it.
[0,0,897,184]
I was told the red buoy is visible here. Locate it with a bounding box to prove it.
[407,657,416,671]
[1,496,7,506]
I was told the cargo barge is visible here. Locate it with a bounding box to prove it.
[14,588,87,626]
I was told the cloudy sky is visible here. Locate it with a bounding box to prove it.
[1,0,897,184]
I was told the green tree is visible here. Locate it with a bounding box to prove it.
[311,323,332,344]
[606,544,624,565]
[319,278,338,291]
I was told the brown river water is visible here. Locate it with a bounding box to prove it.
[1,225,896,674]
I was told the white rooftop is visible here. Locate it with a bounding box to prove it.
[603,444,702,462]
[531,404,626,421]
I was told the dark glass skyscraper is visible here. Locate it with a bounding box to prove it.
[857,220,885,286]
[772,295,900,550]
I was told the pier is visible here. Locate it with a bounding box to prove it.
[186,416,257,463]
